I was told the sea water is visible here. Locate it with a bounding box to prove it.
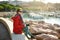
[22,13,60,25]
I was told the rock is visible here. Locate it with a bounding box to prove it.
[29,39,37,40]
[35,34,59,40]
[43,37,59,40]
[54,24,60,27]
[27,21,60,40]
[29,27,37,34]
[38,21,45,24]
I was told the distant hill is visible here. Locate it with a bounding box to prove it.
[9,1,23,5]
[0,1,60,11]
[21,2,60,11]
[0,1,23,5]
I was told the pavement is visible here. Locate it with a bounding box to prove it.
[11,33,28,40]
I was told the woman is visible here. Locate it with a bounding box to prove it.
[11,8,25,34]
[12,8,35,39]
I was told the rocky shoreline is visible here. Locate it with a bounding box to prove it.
[25,21,60,40]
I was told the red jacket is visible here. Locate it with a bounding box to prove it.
[12,14,24,34]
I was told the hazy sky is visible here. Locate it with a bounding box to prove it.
[0,0,60,3]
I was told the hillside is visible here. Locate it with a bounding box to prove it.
[21,2,60,11]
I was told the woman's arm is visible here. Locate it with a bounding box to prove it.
[9,13,16,22]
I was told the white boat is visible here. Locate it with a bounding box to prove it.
[29,12,44,19]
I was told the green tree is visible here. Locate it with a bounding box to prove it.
[0,6,4,11]
[0,1,21,11]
